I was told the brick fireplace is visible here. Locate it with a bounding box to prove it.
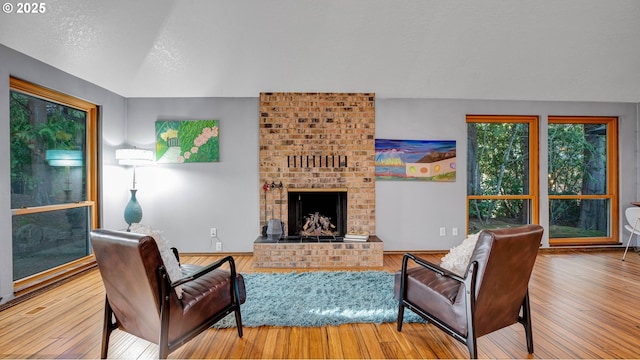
[254,92,382,268]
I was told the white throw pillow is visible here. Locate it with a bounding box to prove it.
[440,233,479,276]
[129,224,184,299]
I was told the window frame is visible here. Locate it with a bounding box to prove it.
[9,77,99,295]
[547,116,619,246]
[466,115,540,233]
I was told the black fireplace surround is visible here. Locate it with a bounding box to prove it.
[287,190,347,237]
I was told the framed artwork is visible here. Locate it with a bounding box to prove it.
[375,139,456,181]
[155,120,220,163]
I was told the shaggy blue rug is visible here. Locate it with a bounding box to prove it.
[217,270,425,327]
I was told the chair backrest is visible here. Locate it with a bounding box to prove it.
[91,229,165,343]
[625,207,640,228]
[467,224,543,337]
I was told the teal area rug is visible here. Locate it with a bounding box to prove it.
[217,270,425,327]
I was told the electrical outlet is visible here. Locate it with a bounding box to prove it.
[439,227,446,236]
[452,227,458,236]
[215,241,222,251]
[210,227,217,237]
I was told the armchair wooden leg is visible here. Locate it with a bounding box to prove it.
[158,273,171,360]
[101,297,116,359]
[397,302,405,331]
[521,291,534,354]
[232,276,244,338]
[466,338,478,360]
[465,312,478,359]
[234,308,243,338]
[464,274,478,359]
[397,258,409,332]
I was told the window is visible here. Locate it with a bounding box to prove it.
[10,77,98,295]
[466,115,539,234]
[548,116,618,245]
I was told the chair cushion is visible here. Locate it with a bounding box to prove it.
[395,267,467,334]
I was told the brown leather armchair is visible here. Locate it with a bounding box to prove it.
[91,229,246,359]
[395,224,543,359]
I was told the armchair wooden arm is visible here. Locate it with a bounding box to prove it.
[171,255,238,287]
[401,252,466,281]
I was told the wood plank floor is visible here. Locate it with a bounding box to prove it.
[1,250,640,359]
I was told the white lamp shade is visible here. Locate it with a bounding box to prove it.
[45,149,83,167]
[116,148,154,166]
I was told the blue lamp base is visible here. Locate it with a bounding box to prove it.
[124,189,143,231]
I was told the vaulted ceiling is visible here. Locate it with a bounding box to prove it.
[1,0,639,101]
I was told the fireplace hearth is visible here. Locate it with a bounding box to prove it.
[288,190,347,237]
[254,234,383,268]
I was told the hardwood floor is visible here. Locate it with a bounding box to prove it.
[1,250,639,359]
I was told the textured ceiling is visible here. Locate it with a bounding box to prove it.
[1,0,639,101]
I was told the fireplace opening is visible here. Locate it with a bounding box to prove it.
[287,190,347,237]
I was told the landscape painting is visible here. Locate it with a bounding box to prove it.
[375,139,456,181]
[155,120,220,163]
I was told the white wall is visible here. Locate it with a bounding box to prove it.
[120,98,259,252]
[0,44,127,304]
[376,99,638,250]
[122,97,638,253]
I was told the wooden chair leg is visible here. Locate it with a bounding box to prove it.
[397,262,408,332]
[101,297,116,359]
[231,276,244,338]
[464,276,478,359]
[465,313,478,359]
[521,291,534,353]
[396,303,405,331]
[235,307,243,338]
[466,338,478,360]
